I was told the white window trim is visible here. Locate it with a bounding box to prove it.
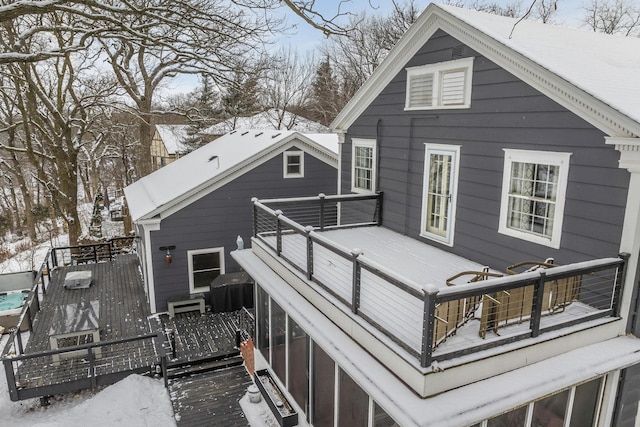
[351,138,377,194]
[283,151,304,178]
[420,144,460,246]
[405,57,474,111]
[498,149,572,249]
[187,247,225,293]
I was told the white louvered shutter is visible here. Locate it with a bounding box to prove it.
[440,69,466,105]
[408,72,434,108]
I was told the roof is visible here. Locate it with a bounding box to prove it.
[124,129,339,221]
[155,124,190,154]
[332,3,640,138]
[202,109,329,135]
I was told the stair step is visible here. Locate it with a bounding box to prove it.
[167,355,244,379]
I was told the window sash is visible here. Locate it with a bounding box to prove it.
[352,142,375,192]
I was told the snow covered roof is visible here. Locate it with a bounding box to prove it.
[154,124,190,155]
[202,109,330,135]
[332,3,640,138]
[124,129,338,221]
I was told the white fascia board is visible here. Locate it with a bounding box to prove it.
[155,134,338,221]
[331,4,640,138]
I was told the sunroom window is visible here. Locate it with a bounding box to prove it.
[405,57,474,110]
[499,149,571,248]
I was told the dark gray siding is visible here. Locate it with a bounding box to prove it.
[614,365,640,427]
[149,147,337,311]
[342,29,629,271]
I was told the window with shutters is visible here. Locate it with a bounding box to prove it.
[405,57,474,110]
[499,149,571,248]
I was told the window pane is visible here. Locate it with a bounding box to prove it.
[288,317,309,417]
[374,402,400,426]
[256,286,270,364]
[338,368,368,427]
[271,300,286,383]
[287,155,301,174]
[532,389,569,427]
[312,342,335,427]
[569,378,602,427]
[193,252,220,271]
[354,145,373,191]
[487,406,527,427]
[193,270,219,289]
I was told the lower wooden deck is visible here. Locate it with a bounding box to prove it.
[8,254,159,397]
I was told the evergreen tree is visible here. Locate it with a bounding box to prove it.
[309,58,340,126]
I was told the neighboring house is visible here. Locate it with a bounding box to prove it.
[232,4,640,427]
[201,109,329,138]
[151,125,190,170]
[124,129,338,313]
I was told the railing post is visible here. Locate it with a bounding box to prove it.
[25,306,33,332]
[275,210,283,257]
[421,285,438,368]
[252,198,258,238]
[530,271,546,338]
[3,358,18,401]
[305,226,314,280]
[52,249,58,269]
[318,193,325,231]
[88,347,96,390]
[14,329,23,355]
[376,192,384,226]
[351,249,363,314]
[613,252,630,317]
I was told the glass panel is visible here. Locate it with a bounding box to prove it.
[193,270,219,289]
[354,145,373,190]
[287,155,301,174]
[271,300,286,383]
[487,405,528,426]
[425,152,452,237]
[256,286,270,364]
[338,368,368,427]
[532,389,569,427]
[312,342,335,427]
[193,252,220,271]
[374,402,400,426]
[569,378,602,427]
[288,317,309,417]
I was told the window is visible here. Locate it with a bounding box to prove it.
[405,57,474,110]
[351,139,376,193]
[420,144,460,246]
[187,247,224,293]
[284,151,304,178]
[499,149,571,248]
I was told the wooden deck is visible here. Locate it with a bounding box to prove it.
[7,254,160,399]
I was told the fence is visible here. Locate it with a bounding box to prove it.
[252,194,627,368]
[51,236,136,268]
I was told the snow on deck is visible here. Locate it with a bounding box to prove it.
[320,226,492,289]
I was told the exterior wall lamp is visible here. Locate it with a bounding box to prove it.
[159,245,176,264]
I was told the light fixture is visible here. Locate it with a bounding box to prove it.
[159,245,176,264]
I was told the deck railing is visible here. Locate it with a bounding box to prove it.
[2,331,166,401]
[252,195,627,368]
[51,236,136,268]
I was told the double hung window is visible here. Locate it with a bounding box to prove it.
[351,139,376,193]
[499,149,571,248]
[187,247,224,293]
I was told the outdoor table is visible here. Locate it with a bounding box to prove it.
[49,300,101,365]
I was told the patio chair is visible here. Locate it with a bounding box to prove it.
[479,258,582,338]
[433,267,503,347]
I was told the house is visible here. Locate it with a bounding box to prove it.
[124,129,338,313]
[150,124,190,170]
[201,109,329,139]
[231,4,640,427]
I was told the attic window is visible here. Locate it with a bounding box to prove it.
[405,57,474,110]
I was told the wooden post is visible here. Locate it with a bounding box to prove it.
[613,252,630,317]
[421,285,438,368]
[351,249,363,314]
[319,193,325,231]
[251,198,258,238]
[306,227,314,280]
[530,271,546,338]
[88,347,96,390]
[3,358,18,401]
[15,329,23,355]
[275,210,283,257]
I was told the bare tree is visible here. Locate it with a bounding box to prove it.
[582,0,640,35]
[261,48,317,129]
